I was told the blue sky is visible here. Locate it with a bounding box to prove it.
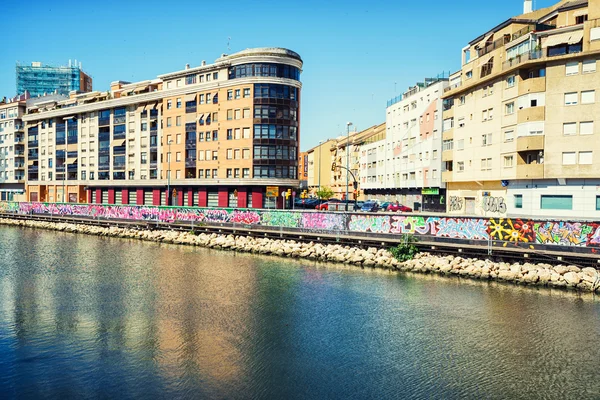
[2,0,558,151]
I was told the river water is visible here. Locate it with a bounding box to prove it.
[0,226,599,399]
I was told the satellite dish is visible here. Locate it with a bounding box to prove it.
[501,180,509,187]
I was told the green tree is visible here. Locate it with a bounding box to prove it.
[316,186,334,200]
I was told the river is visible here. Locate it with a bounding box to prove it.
[0,226,599,399]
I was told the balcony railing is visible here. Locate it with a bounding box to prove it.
[185,142,196,150]
[28,140,39,147]
[150,162,157,168]
[502,50,544,70]
[186,106,197,113]
[114,116,126,124]
[67,164,78,171]
[98,163,110,170]
[185,158,197,168]
[113,163,126,170]
[98,118,110,126]
[28,154,39,160]
[113,147,127,155]
[15,136,24,143]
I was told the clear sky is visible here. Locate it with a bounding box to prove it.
[2,0,558,151]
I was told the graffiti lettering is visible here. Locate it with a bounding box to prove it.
[436,218,490,240]
[348,215,391,234]
[482,196,507,214]
[534,221,593,247]
[449,196,463,212]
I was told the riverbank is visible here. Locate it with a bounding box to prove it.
[2,217,599,293]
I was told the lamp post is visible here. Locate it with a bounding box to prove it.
[317,140,323,195]
[346,122,353,210]
[167,139,172,205]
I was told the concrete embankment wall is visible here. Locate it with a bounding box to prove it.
[2,217,599,294]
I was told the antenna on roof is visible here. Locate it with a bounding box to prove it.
[227,37,231,51]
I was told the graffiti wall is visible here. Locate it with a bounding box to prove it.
[3,201,600,249]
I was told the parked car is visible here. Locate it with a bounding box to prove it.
[387,202,413,213]
[380,202,391,210]
[315,198,343,211]
[295,198,323,209]
[361,202,380,212]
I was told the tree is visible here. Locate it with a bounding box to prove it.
[316,186,334,200]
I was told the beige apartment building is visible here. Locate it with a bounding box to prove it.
[22,48,302,209]
[306,139,336,195]
[442,0,600,218]
[329,123,384,201]
[0,94,27,201]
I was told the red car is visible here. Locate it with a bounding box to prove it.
[387,203,412,212]
[315,199,342,211]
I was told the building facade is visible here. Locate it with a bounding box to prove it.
[361,78,447,211]
[298,151,308,189]
[442,0,600,218]
[22,48,302,209]
[330,123,385,201]
[16,61,93,98]
[0,95,27,200]
[307,139,335,195]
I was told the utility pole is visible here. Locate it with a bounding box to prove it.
[346,122,352,211]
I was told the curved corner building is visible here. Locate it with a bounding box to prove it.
[22,47,302,208]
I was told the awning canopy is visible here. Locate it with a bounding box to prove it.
[543,30,584,48]
[113,139,126,147]
[144,102,157,111]
[62,115,75,120]
[478,54,493,66]
[67,158,77,164]
[197,113,205,121]
[573,9,588,17]
[185,93,196,102]
[133,85,148,93]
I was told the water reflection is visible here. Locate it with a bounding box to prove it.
[0,226,599,399]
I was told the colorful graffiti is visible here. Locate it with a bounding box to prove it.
[3,201,600,248]
[482,196,507,214]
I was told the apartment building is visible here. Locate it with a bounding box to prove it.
[361,78,447,211]
[22,48,302,209]
[298,151,308,188]
[442,0,600,218]
[330,123,385,200]
[307,139,336,194]
[17,61,93,97]
[0,94,28,200]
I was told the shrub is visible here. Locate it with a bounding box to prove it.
[389,234,419,262]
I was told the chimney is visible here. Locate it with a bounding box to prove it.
[185,63,190,70]
[201,60,206,66]
[524,0,533,14]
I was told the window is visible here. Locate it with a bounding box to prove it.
[227,149,233,159]
[205,150,211,160]
[176,133,182,144]
[198,151,204,161]
[504,155,514,167]
[205,169,211,179]
[458,118,465,128]
[562,152,576,165]
[583,59,597,73]
[166,117,172,127]
[212,151,218,160]
[213,72,218,80]
[176,152,181,162]
[480,158,492,171]
[596,196,600,211]
[176,79,181,87]
[243,108,250,119]
[227,90,233,100]
[580,121,594,135]
[199,169,204,178]
[581,90,595,104]
[234,149,240,159]
[514,194,523,209]
[227,129,233,140]
[199,132,204,141]
[226,169,232,178]
[206,74,211,82]
[457,139,464,150]
[457,161,465,172]
[541,195,572,210]
[243,88,250,98]
[243,168,250,178]
[432,150,438,159]
[505,102,514,115]
[565,62,579,76]
[227,109,233,120]
[176,98,182,108]
[564,92,578,105]
[563,122,577,136]
[242,149,250,159]
[466,71,473,79]
[213,169,218,178]
[459,95,465,105]
[482,133,492,146]
[234,109,241,119]
[235,89,240,99]
[206,93,212,104]
[212,112,218,122]
[504,130,514,142]
[506,75,515,88]
[176,116,181,126]
[579,151,593,165]
[167,100,172,109]
[234,128,241,139]
[199,94,205,104]
[576,14,588,24]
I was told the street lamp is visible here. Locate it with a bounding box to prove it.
[167,139,173,205]
[346,122,353,210]
[318,140,323,194]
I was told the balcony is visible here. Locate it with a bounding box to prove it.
[185,158,197,168]
[113,147,127,155]
[28,140,39,147]
[28,153,39,160]
[113,163,126,170]
[442,130,454,141]
[185,141,196,150]
[150,162,157,169]
[517,106,545,124]
[442,171,453,182]
[516,135,544,152]
[99,118,111,126]
[15,136,24,143]
[67,164,78,172]
[114,115,126,124]
[186,105,197,113]
[442,150,454,162]
[518,77,546,96]
[14,162,25,168]
[14,125,24,132]
[516,163,544,179]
